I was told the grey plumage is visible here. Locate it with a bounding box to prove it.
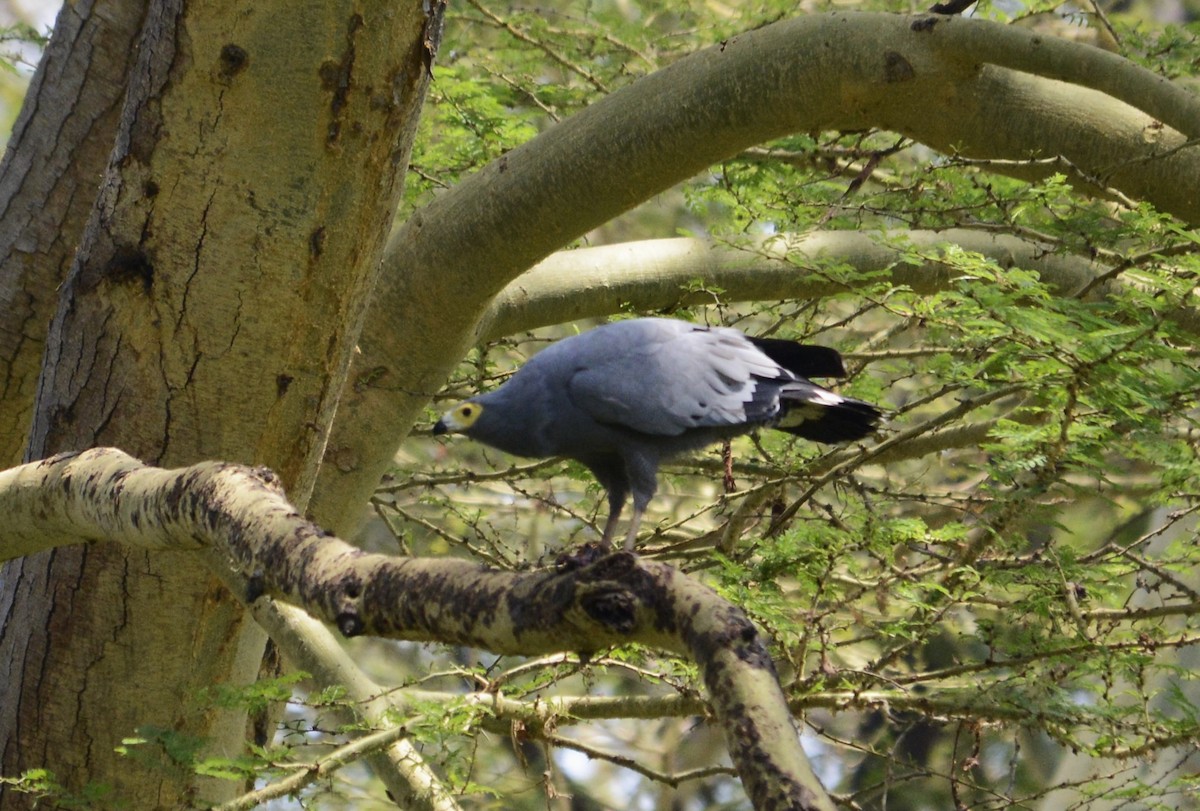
[433,318,881,550]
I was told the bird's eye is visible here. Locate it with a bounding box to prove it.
[455,402,482,426]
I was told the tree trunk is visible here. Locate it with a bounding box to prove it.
[0,0,148,464]
[0,0,437,804]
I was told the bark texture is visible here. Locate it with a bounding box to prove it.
[0,0,149,463]
[0,0,438,805]
[0,448,837,811]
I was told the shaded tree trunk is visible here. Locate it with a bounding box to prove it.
[0,0,437,804]
[0,0,148,464]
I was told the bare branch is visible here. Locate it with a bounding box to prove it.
[214,725,415,811]
[480,230,1180,342]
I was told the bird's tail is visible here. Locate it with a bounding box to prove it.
[774,383,881,443]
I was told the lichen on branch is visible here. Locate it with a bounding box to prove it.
[0,447,834,811]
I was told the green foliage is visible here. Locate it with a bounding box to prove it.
[198,670,309,713]
[0,769,114,810]
[349,0,1200,808]
[398,227,1200,798]
[0,22,43,143]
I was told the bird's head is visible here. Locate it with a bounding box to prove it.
[433,401,485,436]
[432,388,545,458]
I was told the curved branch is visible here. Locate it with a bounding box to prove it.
[479,229,1179,341]
[917,15,1199,137]
[316,11,1200,532]
[0,449,834,811]
[205,593,464,811]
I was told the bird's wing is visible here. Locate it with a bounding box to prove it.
[565,321,786,436]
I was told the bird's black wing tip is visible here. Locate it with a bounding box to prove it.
[748,337,847,379]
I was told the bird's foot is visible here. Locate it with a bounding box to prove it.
[555,541,613,571]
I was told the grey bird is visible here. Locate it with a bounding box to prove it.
[433,318,881,551]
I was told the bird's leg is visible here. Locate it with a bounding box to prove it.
[622,507,644,552]
[588,458,638,551]
[622,458,657,552]
[599,480,627,551]
[600,511,620,549]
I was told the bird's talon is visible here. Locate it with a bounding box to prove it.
[556,541,612,570]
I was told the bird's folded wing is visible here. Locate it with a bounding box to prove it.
[565,329,785,436]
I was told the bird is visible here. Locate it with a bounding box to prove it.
[433,317,881,551]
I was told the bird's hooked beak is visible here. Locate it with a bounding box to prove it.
[432,412,462,435]
[434,401,484,436]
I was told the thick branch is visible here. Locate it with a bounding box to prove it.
[479,229,1179,341]
[316,11,1200,533]
[0,448,834,811]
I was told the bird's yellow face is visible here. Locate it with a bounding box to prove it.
[434,401,484,434]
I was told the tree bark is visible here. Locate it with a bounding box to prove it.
[0,0,438,804]
[0,449,838,811]
[0,0,149,464]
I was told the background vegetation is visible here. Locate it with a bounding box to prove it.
[351,1,1200,809]
[3,0,1199,807]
